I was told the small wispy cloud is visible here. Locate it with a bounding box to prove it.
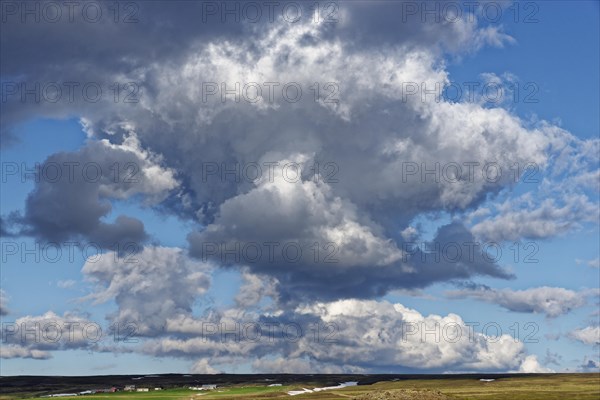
[57,280,77,289]
[576,257,600,269]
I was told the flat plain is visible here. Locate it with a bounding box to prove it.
[1,374,599,400]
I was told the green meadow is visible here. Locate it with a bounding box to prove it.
[5,374,599,400]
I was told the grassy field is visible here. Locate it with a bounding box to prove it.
[3,374,599,400]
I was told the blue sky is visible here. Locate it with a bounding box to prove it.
[1,1,599,375]
[446,0,599,139]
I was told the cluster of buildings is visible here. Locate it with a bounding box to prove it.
[42,383,220,397]
[42,386,164,397]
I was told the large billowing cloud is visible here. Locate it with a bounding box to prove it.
[188,159,513,301]
[4,1,595,302]
[294,299,552,373]
[0,277,551,373]
[0,1,508,145]
[1,1,598,372]
[136,298,550,373]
